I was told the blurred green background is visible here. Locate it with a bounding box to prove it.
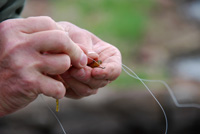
[23,0,162,89]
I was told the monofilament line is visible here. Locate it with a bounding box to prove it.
[40,95,67,134]
[47,42,200,134]
[139,78,200,109]
[122,64,168,134]
[121,63,200,109]
[80,44,169,133]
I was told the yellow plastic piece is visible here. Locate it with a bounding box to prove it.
[56,99,59,112]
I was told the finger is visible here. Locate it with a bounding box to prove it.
[19,16,64,33]
[49,75,81,99]
[78,44,99,64]
[64,76,98,97]
[69,67,109,89]
[92,61,121,81]
[94,42,121,60]
[58,22,92,47]
[38,54,70,75]
[58,22,99,62]
[69,31,99,64]
[92,43,122,80]
[28,30,87,68]
[71,31,99,63]
[65,88,83,99]
[88,79,109,89]
[36,74,66,99]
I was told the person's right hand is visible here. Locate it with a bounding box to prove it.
[0,16,87,117]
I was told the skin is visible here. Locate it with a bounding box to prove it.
[58,22,122,99]
[0,16,122,116]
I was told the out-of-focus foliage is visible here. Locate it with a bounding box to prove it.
[77,0,153,41]
[51,0,154,48]
[52,0,154,43]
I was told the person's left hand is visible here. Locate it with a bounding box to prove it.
[57,22,122,99]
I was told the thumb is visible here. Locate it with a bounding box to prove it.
[57,22,99,63]
[77,43,99,64]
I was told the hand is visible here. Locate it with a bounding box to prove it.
[0,16,87,116]
[58,22,122,99]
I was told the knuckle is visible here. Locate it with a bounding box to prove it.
[27,16,56,29]
[0,25,26,55]
[0,21,18,41]
[22,73,38,87]
[13,57,38,75]
[40,16,57,29]
[14,74,39,98]
[27,16,53,22]
[54,31,74,51]
[41,16,55,23]
[5,41,28,61]
[0,20,14,32]
[9,40,25,50]
[32,60,43,70]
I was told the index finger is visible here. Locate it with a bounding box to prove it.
[28,30,88,68]
[15,16,64,33]
[58,22,99,61]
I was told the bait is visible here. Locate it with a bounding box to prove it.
[88,59,105,69]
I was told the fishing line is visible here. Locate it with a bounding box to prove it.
[40,57,104,134]
[122,64,200,109]
[122,64,168,134]
[84,45,200,134]
[40,95,67,134]
[142,79,200,108]
[46,42,200,134]
[81,48,168,134]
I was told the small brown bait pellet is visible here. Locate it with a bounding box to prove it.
[88,60,105,69]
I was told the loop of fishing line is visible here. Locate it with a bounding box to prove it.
[78,44,200,134]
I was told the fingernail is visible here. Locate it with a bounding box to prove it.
[88,51,98,57]
[87,51,99,62]
[80,53,87,67]
[88,51,97,54]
